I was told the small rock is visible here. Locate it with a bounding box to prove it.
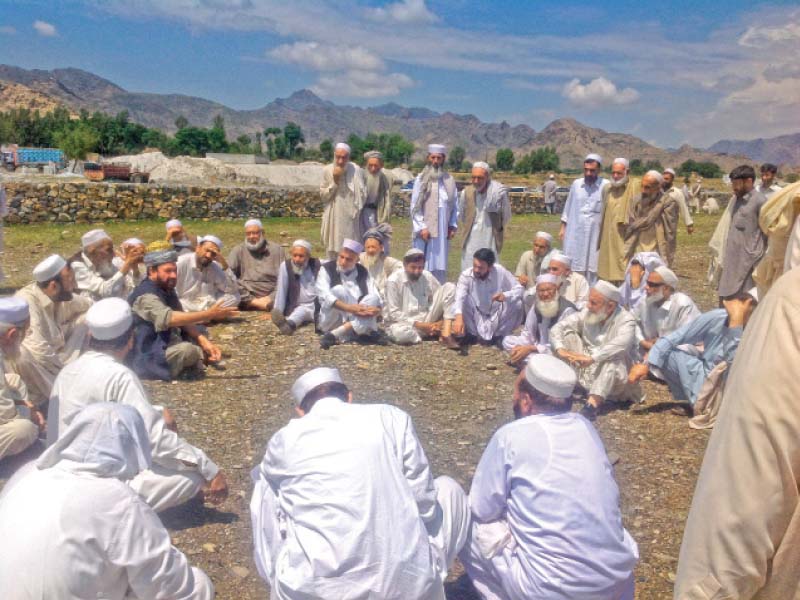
[202,543,217,553]
[231,566,250,578]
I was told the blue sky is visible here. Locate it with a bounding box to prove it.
[1,0,799,147]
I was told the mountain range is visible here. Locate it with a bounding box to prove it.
[2,64,794,169]
[709,134,800,168]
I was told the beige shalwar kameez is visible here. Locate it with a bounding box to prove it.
[0,354,38,461]
[320,162,363,260]
[598,178,640,282]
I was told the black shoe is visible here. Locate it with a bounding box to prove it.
[359,330,390,346]
[271,309,295,336]
[579,403,598,421]
[319,333,337,350]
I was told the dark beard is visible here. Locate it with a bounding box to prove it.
[55,289,73,301]
[513,403,523,419]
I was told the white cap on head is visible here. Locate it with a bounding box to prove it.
[747,287,759,303]
[535,273,560,287]
[585,153,603,165]
[535,231,553,244]
[165,219,182,230]
[200,235,223,250]
[428,143,447,155]
[342,238,363,254]
[122,237,144,247]
[335,142,351,154]
[524,353,577,399]
[664,168,676,176]
[549,252,572,268]
[472,161,491,174]
[0,297,29,325]
[291,367,344,406]
[593,280,621,304]
[33,255,67,283]
[404,247,425,259]
[644,169,664,183]
[549,173,555,179]
[612,157,629,169]
[245,218,263,230]
[654,266,679,289]
[291,239,312,252]
[86,298,132,341]
[81,229,111,249]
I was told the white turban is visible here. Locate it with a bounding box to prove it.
[81,229,111,249]
[549,252,572,269]
[335,142,351,154]
[291,367,344,406]
[245,218,263,230]
[472,161,491,174]
[341,238,363,254]
[86,298,132,341]
[524,354,577,399]
[535,274,560,287]
[664,168,676,176]
[427,144,446,155]
[535,231,553,244]
[165,219,182,230]
[585,153,602,165]
[612,157,629,169]
[33,255,67,283]
[0,297,29,325]
[654,266,679,289]
[200,235,223,250]
[363,150,383,161]
[291,239,312,252]
[593,280,621,304]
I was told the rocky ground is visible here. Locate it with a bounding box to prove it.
[0,213,721,599]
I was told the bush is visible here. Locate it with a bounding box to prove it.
[496,148,514,171]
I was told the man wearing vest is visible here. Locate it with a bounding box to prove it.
[315,239,387,349]
[271,239,320,336]
[460,161,512,272]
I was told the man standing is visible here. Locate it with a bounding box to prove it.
[452,248,524,345]
[460,354,638,600]
[384,248,457,346]
[661,168,694,266]
[688,178,703,214]
[459,161,511,272]
[358,150,393,242]
[315,239,385,349]
[360,225,402,301]
[547,252,590,309]
[551,281,640,419]
[502,274,577,366]
[0,297,40,462]
[176,234,240,312]
[271,240,320,336]
[543,173,557,214]
[756,163,781,198]
[228,219,284,311]
[560,153,607,285]
[598,158,639,284]
[713,165,768,300]
[14,255,91,405]
[250,367,470,599]
[128,247,234,381]
[410,144,459,283]
[320,142,362,260]
[48,298,228,513]
[72,229,142,300]
[624,170,668,260]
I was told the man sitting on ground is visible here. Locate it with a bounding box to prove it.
[127,246,236,381]
[316,239,386,349]
[250,367,470,599]
[176,235,240,313]
[384,248,457,346]
[460,354,638,600]
[547,252,590,309]
[72,229,142,300]
[271,239,320,336]
[515,231,554,311]
[502,274,577,366]
[550,281,641,420]
[14,255,91,405]
[228,218,284,312]
[165,218,196,255]
[360,224,402,301]
[48,298,228,513]
[113,237,147,295]
[618,252,665,311]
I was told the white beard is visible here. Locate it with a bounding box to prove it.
[361,253,381,269]
[585,310,606,325]
[96,261,117,278]
[245,237,266,251]
[610,175,629,189]
[536,298,559,319]
[291,263,305,275]
[336,265,355,276]
[645,290,665,306]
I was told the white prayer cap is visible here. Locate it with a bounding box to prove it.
[291,367,344,406]
[404,247,425,259]
[524,354,577,399]
[653,266,679,289]
[664,168,676,176]
[341,238,363,254]
[245,218,263,230]
[593,280,621,304]
[86,298,132,341]
[612,157,629,169]
[33,255,67,283]
[548,173,555,179]
[534,231,553,244]
[535,274,560,287]
[364,150,383,161]
[165,219,182,230]
[81,229,111,249]
[427,144,447,155]
[334,142,351,154]
[200,235,223,250]
[122,237,144,247]
[0,297,29,325]
[747,287,759,303]
[549,252,572,268]
[291,239,313,252]
[644,170,664,183]
[584,153,602,165]
[472,161,491,174]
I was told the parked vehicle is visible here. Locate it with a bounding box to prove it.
[1,145,65,171]
[81,161,150,183]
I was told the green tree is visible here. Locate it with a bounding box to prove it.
[174,115,189,130]
[448,146,466,171]
[629,159,645,176]
[283,122,305,159]
[496,148,514,171]
[263,127,282,160]
[54,123,99,160]
[319,139,334,162]
[678,159,723,179]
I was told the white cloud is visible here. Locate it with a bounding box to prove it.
[269,42,384,72]
[368,0,437,24]
[561,77,640,107]
[312,70,414,98]
[0,25,17,35]
[33,20,57,37]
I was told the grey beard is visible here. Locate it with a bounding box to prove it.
[336,265,355,276]
[365,171,382,201]
[610,175,629,189]
[245,237,266,251]
[95,261,117,278]
[291,263,305,275]
[421,164,444,186]
[536,298,559,319]
[585,310,606,325]
[646,290,665,306]
[361,253,380,269]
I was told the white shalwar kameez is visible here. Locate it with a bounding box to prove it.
[501,300,577,358]
[250,398,471,600]
[0,404,213,600]
[459,182,512,272]
[460,412,638,600]
[633,292,700,361]
[559,271,590,310]
[384,269,456,344]
[411,176,459,283]
[561,176,607,283]
[315,266,382,336]
[72,254,129,300]
[47,350,219,512]
[0,354,38,461]
[454,264,524,342]
[175,252,240,312]
[273,262,317,328]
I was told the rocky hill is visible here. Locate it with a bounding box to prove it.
[0,64,749,169]
[709,133,800,168]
